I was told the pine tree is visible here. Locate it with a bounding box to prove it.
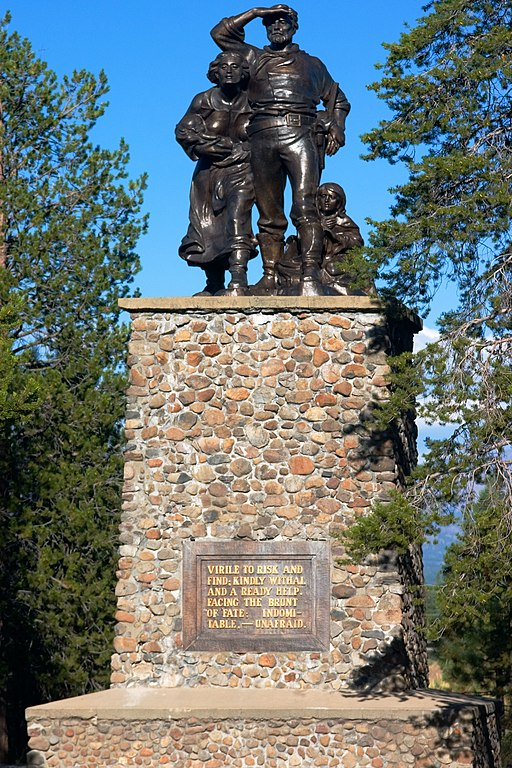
[0,292,40,423]
[361,0,512,515]
[432,483,512,763]
[0,13,146,761]
[433,484,512,702]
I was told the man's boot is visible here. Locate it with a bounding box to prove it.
[298,223,331,296]
[227,249,250,295]
[250,234,283,295]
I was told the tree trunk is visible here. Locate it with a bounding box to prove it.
[0,100,6,268]
[0,696,8,762]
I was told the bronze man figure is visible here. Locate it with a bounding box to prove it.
[211,4,350,296]
[176,51,256,295]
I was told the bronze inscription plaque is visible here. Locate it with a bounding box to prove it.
[182,540,330,651]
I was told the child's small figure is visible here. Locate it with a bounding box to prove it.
[316,182,367,295]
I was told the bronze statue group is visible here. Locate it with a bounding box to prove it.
[176,5,365,297]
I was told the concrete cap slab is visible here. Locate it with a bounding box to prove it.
[118,296,422,331]
[26,687,494,722]
[119,296,384,312]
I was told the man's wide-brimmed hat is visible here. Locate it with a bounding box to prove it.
[262,7,298,29]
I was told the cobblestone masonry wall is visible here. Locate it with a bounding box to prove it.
[27,706,501,767]
[113,304,427,690]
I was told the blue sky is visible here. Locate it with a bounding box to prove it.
[9,0,437,300]
[9,2,456,573]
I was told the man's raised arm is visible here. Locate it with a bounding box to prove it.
[211,5,294,49]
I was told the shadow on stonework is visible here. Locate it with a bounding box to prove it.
[409,699,502,768]
[363,298,419,356]
[27,749,46,766]
[334,300,421,489]
[348,632,414,696]
[342,686,502,767]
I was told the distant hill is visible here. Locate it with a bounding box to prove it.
[422,524,460,585]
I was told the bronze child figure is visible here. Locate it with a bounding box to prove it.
[316,182,366,295]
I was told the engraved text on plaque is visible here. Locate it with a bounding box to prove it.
[182,540,330,651]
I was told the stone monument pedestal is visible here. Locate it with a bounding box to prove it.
[25,297,501,766]
[26,687,500,767]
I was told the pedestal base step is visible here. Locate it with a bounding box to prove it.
[26,687,500,767]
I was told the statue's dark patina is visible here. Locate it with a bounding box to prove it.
[177,5,369,297]
[176,51,256,295]
[211,5,350,296]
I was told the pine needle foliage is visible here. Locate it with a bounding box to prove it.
[433,483,512,703]
[360,0,512,522]
[341,2,511,608]
[0,13,147,761]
